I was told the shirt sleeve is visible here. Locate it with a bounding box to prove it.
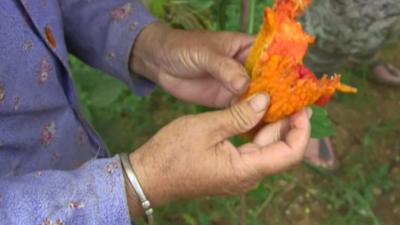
[0,155,132,225]
[59,0,157,96]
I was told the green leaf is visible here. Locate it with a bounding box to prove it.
[310,106,336,139]
[181,213,197,225]
[149,0,168,18]
[89,79,125,107]
[231,136,247,147]
[190,0,214,11]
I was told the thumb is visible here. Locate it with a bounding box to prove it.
[205,94,270,140]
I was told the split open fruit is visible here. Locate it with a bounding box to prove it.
[242,0,357,125]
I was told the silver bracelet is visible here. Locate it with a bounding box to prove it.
[120,152,154,225]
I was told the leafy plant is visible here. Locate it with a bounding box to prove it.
[310,106,336,139]
[149,0,215,30]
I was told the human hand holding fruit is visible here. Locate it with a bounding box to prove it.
[131,22,254,108]
[125,94,312,217]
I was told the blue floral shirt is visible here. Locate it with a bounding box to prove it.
[0,0,156,224]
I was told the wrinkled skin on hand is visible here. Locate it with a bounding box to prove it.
[131,22,254,108]
[126,94,311,217]
[243,0,357,124]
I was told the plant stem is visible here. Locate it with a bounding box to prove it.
[253,188,277,217]
[248,0,256,34]
[217,0,229,30]
[239,194,247,225]
[240,0,250,32]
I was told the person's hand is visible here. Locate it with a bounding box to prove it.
[130,23,254,108]
[125,94,312,217]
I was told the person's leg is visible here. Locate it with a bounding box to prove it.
[302,0,400,170]
[369,4,400,86]
[304,46,347,170]
[304,47,400,169]
[350,52,400,86]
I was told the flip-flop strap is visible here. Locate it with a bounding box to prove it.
[319,139,333,162]
[383,63,400,78]
[372,61,400,85]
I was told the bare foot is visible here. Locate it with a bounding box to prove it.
[305,138,338,170]
[372,62,400,86]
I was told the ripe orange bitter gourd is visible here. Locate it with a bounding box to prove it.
[242,0,357,125]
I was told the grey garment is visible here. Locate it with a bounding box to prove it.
[304,47,348,76]
[302,0,400,74]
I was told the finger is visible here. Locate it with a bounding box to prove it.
[239,109,311,176]
[203,52,250,95]
[202,93,270,140]
[159,74,235,108]
[235,46,253,65]
[237,143,262,154]
[253,119,290,147]
[226,33,254,64]
[233,36,255,64]
[285,108,312,151]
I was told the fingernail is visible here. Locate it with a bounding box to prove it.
[249,94,269,113]
[306,108,313,119]
[231,77,249,93]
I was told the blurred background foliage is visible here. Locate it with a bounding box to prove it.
[71,0,400,224]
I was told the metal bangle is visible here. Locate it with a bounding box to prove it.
[120,152,154,225]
